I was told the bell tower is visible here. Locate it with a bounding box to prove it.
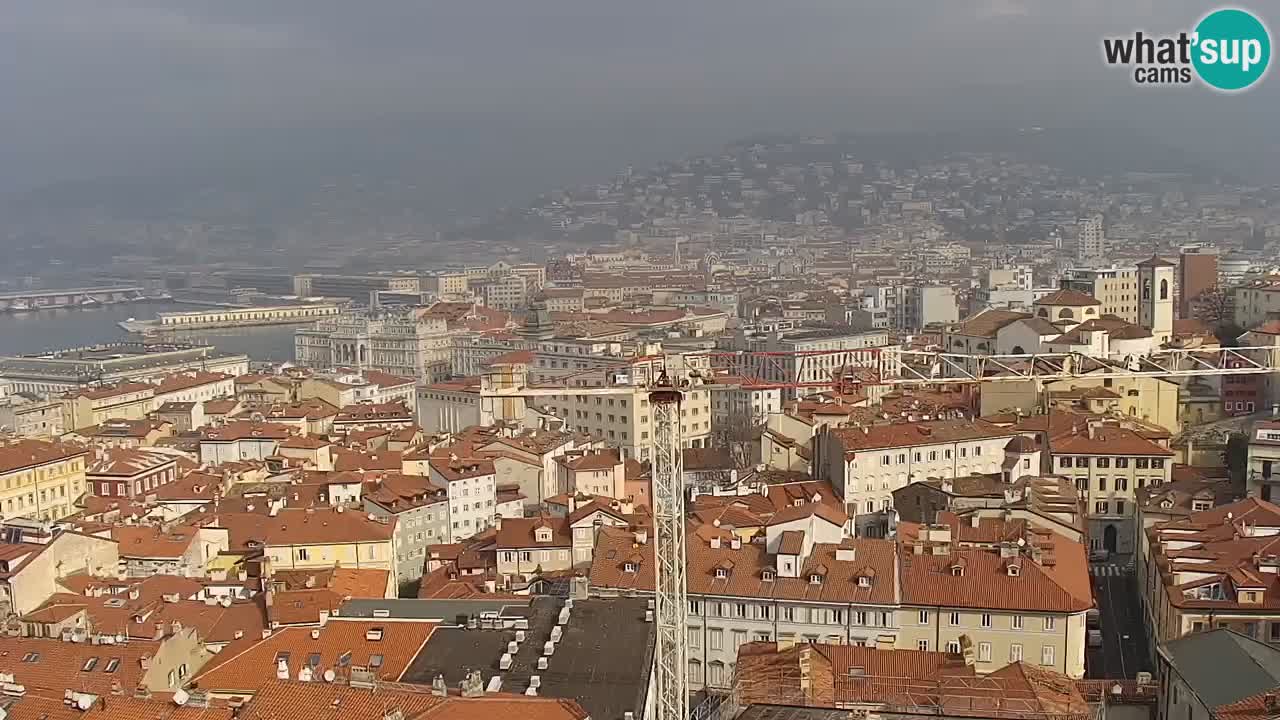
[1138,255,1176,345]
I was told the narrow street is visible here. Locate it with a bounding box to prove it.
[1086,557,1151,679]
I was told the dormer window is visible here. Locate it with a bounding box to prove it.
[858,576,871,588]
[809,574,823,585]
[624,562,637,573]
[762,569,776,582]
[1007,564,1021,577]
[715,568,729,579]
[535,527,552,543]
[951,565,964,577]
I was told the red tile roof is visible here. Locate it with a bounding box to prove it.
[496,516,572,549]
[829,420,1016,453]
[0,439,88,474]
[192,620,435,693]
[1036,289,1102,306]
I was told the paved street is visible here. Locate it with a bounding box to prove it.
[1086,558,1152,679]
[1089,563,1130,577]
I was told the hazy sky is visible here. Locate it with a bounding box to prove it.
[2,1,1277,194]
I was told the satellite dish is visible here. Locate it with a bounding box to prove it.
[220,596,233,608]
[323,669,336,683]
[1016,538,1026,547]
[77,695,94,711]
[173,689,190,707]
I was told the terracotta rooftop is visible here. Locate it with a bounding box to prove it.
[829,420,1016,453]
[0,439,88,474]
[1036,288,1102,306]
[192,620,436,694]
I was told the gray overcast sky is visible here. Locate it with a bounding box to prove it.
[1,0,1276,193]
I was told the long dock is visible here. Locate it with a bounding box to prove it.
[119,302,343,334]
[0,286,144,311]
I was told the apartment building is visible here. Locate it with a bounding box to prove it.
[475,429,585,508]
[0,528,120,616]
[1076,215,1105,262]
[813,420,1018,536]
[1247,420,1280,501]
[898,285,959,331]
[220,507,401,587]
[298,370,417,415]
[417,377,486,434]
[1141,497,1280,649]
[1179,246,1219,318]
[590,509,1092,688]
[198,420,296,464]
[152,371,235,405]
[427,456,498,542]
[590,523,898,691]
[1062,265,1141,323]
[707,377,784,429]
[538,384,713,460]
[495,515,573,579]
[60,382,156,431]
[0,394,63,438]
[363,473,450,584]
[735,641,1090,720]
[1047,421,1174,554]
[111,523,227,577]
[553,448,626,499]
[728,328,891,400]
[87,446,179,499]
[0,439,89,521]
[896,520,1092,679]
[476,273,531,311]
[1234,277,1280,329]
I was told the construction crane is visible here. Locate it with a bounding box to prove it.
[479,344,1280,720]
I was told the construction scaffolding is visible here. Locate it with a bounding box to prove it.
[650,377,690,720]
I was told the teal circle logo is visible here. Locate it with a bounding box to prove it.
[1192,8,1271,91]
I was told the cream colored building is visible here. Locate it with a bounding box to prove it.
[895,523,1091,679]
[0,528,119,616]
[60,382,156,431]
[0,440,89,521]
[1044,373,1181,432]
[1062,265,1140,324]
[1234,277,1280,329]
[256,508,400,589]
[539,384,712,461]
[1049,421,1174,555]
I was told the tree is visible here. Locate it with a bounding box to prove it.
[1194,286,1233,327]
[1224,432,1250,483]
[709,412,765,471]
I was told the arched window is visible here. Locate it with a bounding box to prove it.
[1142,280,1152,300]
[1160,279,1169,300]
[1058,308,1074,319]
[1011,345,1026,354]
